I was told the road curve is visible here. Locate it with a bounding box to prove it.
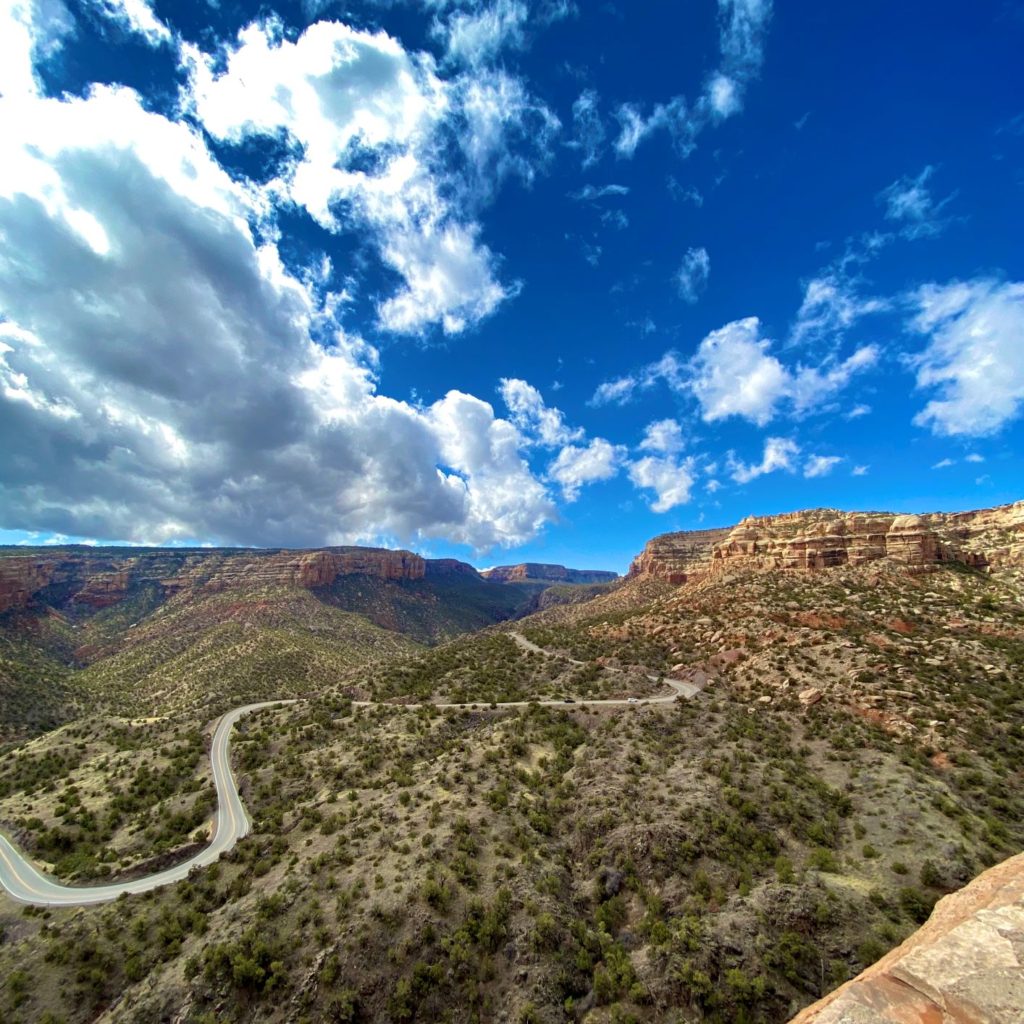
[0,657,698,907]
[0,700,296,907]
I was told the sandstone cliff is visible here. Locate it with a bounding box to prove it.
[789,850,1024,1023]
[482,563,619,585]
[0,546,437,615]
[629,501,1024,584]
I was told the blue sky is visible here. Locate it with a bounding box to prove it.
[0,0,1021,573]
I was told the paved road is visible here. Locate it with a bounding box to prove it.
[0,645,698,907]
[0,700,295,907]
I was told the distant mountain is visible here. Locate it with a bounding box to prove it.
[481,562,619,585]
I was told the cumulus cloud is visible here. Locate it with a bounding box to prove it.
[676,246,710,303]
[692,318,878,424]
[909,279,1024,436]
[0,82,556,550]
[638,418,686,455]
[628,455,696,512]
[689,319,786,425]
[727,438,799,484]
[499,377,583,447]
[184,17,553,336]
[547,438,625,500]
[592,318,876,421]
[1,0,74,99]
[878,165,957,240]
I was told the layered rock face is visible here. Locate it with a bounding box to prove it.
[0,546,434,615]
[482,563,618,585]
[626,528,731,584]
[789,850,1024,1024]
[629,501,1023,583]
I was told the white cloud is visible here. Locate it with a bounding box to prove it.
[499,377,583,447]
[932,458,955,469]
[433,0,528,66]
[590,375,639,407]
[852,464,869,476]
[728,437,799,483]
[184,17,551,336]
[791,274,888,346]
[909,279,1024,436]
[690,318,789,425]
[91,0,170,45]
[691,318,878,424]
[593,316,877,422]
[548,438,624,500]
[706,73,739,118]
[0,83,555,551]
[601,208,629,230]
[788,344,880,415]
[568,182,629,201]
[628,455,696,512]
[846,403,871,419]
[1,0,74,99]
[676,246,710,303]
[965,453,985,463]
[613,102,651,157]
[878,165,956,240]
[804,454,843,478]
[589,351,685,407]
[614,0,772,158]
[638,418,685,455]
[570,88,605,167]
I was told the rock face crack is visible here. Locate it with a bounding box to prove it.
[788,851,1024,1024]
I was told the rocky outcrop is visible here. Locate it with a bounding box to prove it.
[789,850,1024,1023]
[71,570,133,608]
[0,556,61,613]
[629,501,1023,583]
[626,528,731,584]
[482,563,618,585]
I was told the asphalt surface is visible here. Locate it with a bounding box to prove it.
[0,700,295,907]
[0,638,698,907]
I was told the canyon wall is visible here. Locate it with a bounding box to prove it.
[788,850,1024,1024]
[482,563,619,585]
[0,546,432,615]
[629,501,1024,583]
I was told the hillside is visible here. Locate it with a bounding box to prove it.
[0,501,1021,1023]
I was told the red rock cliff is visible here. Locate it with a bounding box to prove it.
[0,545,430,614]
[629,501,1023,583]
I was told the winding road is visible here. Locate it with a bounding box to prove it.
[0,635,698,907]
